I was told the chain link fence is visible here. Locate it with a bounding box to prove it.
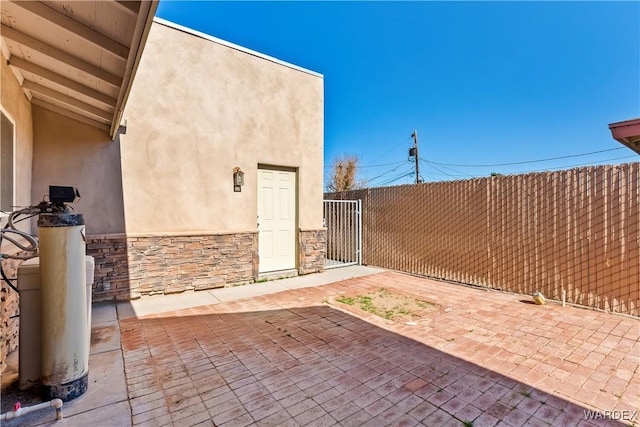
[327,163,639,316]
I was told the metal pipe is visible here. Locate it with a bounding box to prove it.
[0,399,63,421]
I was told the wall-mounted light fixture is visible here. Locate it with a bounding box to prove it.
[233,167,244,192]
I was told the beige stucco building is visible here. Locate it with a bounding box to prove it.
[32,19,326,299]
[1,2,325,370]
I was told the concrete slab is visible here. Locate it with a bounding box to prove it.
[2,349,128,427]
[117,289,220,319]
[116,266,385,319]
[61,349,127,418]
[115,301,136,320]
[91,302,118,324]
[90,321,120,355]
[34,401,132,427]
[276,265,385,290]
[323,265,385,280]
[210,281,289,302]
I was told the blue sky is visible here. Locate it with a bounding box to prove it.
[157,1,640,187]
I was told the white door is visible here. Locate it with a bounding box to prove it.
[258,168,296,273]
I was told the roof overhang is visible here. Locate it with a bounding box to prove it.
[1,0,158,138]
[609,118,640,154]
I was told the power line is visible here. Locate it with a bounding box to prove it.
[430,147,628,168]
[365,161,410,183]
[377,170,415,187]
[422,155,638,180]
[514,155,639,174]
[424,161,466,179]
[324,160,406,169]
[376,165,415,185]
[362,137,412,167]
[421,159,474,178]
[360,160,406,169]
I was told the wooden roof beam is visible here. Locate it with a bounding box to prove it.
[109,0,158,137]
[31,98,111,131]
[8,56,117,108]
[11,0,129,60]
[1,24,123,88]
[114,1,141,16]
[23,80,113,122]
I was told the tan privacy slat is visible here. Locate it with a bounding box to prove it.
[628,163,640,313]
[327,163,640,316]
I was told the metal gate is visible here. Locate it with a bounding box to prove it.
[323,199,362,269]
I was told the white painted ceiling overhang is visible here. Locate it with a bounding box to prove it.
[1,0,158,137]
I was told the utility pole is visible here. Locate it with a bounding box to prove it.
[410,130,421,184]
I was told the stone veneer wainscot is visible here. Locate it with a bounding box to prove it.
[299,229,327,275]
[87,232,258,300]
[87,230,326,301]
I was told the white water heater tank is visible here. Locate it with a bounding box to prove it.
[17,256,95,391]
[38,213,89,401]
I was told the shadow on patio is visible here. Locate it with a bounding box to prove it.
[120,301,634,427]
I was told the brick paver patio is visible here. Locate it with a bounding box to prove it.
[120,271,639,426]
